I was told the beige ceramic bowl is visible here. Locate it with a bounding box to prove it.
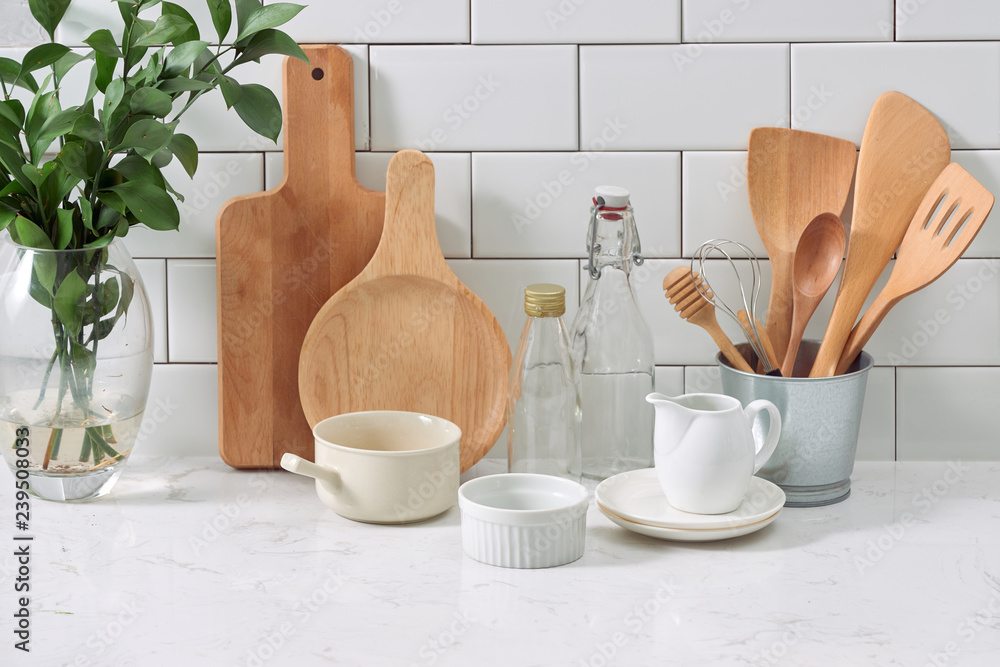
[281,411,460,524]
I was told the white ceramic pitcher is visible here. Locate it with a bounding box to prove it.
[645,393,781,515]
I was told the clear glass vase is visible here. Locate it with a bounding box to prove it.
[0,236,153,501]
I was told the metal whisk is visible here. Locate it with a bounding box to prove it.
[690,239,778,375]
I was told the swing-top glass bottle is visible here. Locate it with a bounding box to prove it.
[570,186,655,481]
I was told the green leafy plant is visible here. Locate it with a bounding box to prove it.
[0,0,307,469]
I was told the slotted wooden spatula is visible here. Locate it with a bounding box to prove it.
[747,128,857,361]
[217,46,384,468]
[835,163,994,374]
[810,91,951,377]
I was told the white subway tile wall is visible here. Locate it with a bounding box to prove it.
[6,3,999,461]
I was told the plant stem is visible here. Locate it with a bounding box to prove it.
[89,254,101,395]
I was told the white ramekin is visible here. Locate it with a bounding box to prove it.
[458,473,590,569]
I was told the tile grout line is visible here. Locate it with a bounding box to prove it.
[893,366,898,461]
[163,259,170,364]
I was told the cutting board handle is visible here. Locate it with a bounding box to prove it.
[365,150,449,279]
[281,45,361,193]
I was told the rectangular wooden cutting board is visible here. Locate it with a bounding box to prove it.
[216,45,384,468]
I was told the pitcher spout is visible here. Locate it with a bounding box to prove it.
[645,392,697,454]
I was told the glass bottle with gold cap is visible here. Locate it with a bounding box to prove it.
[507,283,582,482]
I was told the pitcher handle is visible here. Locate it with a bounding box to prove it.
[743,400,781,474]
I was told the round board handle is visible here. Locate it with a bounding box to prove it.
[363,150,452,281]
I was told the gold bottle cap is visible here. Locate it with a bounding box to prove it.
[524,283,566,317]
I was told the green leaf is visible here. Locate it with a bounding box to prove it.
[36,108,83,144]
[29,252,55,307]
[133,14,193,48]
[55,270,87,336]
[98,192,126,216]
[130,87,173,117]
[151,148,173,169]
[108,179,179,230]
[125,44,150,73]
[26,84,60,163]
[58,142,89,180]
[0,180,28,198]
[234,0,262,36]
[1,100,25,126]
[233,83,281,143]
[84,231,115,248]
[117,118,173,153]
[218,74,241,108]
[162,2,200,44]
[0,208,15,232]
[113,154,163,185]
[157,76,214,92]
[116,272,134,321]
[97,276,121,317]
[54,208,74,249]
[84,29,124,59]
[0,101,20,127]
[29,0,72,42]
[115,213,130,236]
[232,29,308,67]
[53,50,92,82]
[0,144,32,193]
[13,216,53,249]
[72,115,105,142]
[236,3,302,42]
[79,199,94,233]
[169,133,197,178]
[94,51,116,94]
[18,44,70,81]
[207,0,233,43]
[163,40,209,77]
[0,58,38,94]
[101,78,126,130]
[71,341,97,385]
[20,164,43,187]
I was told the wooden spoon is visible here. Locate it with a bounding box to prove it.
[747,128,857,362]
[781,213,846,378]
[835,163,994,375]
[663,267,754,373]
[810,92,951,377]
[298,150,511,472]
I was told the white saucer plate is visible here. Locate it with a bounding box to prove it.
[597,502,781,542]
[595,468,786,530]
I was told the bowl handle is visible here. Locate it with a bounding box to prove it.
[280,453,343,494]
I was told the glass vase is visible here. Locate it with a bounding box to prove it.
[0,236,153,501]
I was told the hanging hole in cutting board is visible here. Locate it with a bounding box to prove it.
[312,68,324,80]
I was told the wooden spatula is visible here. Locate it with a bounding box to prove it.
[663,267,754,373]
[217,46,385,468]
[298,150,511,472]
[835,163,994,375]
[810,92,951,377]
[747,128,857,361]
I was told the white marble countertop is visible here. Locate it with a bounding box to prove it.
[2,457,999,666]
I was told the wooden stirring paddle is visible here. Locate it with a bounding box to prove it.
[747,128,856,362]
[810,92,951,377]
